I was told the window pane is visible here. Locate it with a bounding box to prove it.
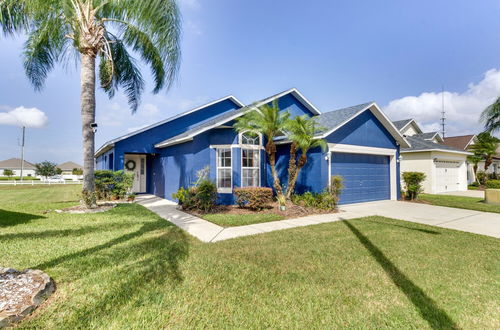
[241,132,260,145]
[217,169,231,188]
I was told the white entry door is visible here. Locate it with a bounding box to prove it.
[435,161,460,193]
[124,154,147,193]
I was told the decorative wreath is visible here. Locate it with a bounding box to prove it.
[125,160,136,171]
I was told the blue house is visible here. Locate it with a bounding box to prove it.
[95,88,410,205]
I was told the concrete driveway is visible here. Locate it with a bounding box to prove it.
[438,190,485,198]
[341,200,499,238]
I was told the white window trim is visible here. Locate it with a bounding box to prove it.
[216,148,233,194]
[328,143,397,201]
[239,131,263,146]
[210,144,264,150]
[241,148,261,187]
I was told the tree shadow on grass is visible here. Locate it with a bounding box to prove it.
[0,209,45,227]
[31,221,190,328]
[363,219,441,235]
[342,220,458,329]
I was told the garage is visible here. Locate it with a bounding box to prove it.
[331,152,391,204]
[435,161,460,193]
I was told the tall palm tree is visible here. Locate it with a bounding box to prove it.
[470,132,500,172]
[284,115,326,199]
[481,97,500,133]
[234,100,289,198]
[0,0,181,206]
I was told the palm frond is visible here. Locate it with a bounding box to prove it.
[481,97,500,133]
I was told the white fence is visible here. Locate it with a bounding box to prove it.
[0,180,82,185]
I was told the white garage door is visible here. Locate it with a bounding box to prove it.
[435,161,460,193]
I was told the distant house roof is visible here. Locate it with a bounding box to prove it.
[402,136,471,155]
[0,158,36,170]
[443,135,476,150]
[392,119,414,131]
[95,95,245,156]
[413,131,444,143]
[155,88,322,148]
[57,161,82,171]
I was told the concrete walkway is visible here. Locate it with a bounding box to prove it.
[438,190,485,198]
[136,195,500,242]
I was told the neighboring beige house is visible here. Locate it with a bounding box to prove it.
[0,158,37,177]
[57,161,83,181]
[443,135,500,183]
[393,119,471,194]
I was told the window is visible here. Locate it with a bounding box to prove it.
[242,149,260,187]
[241,132,261,145]
[217,148,232,190]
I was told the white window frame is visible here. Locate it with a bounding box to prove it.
[241,148,261,187]
[216,148,232,193]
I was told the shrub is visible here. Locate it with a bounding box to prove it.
[3,169,13,177]
[486,180,500,189]
[402,172,426,200]
[487,172,498,180]
[234,187,273,210]
[476,171,487,185]
[173,179,217,212]
[329,175,344,198]
[94,170,134,200]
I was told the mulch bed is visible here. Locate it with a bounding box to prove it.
[53,200,134,214]
[187,201,337,220]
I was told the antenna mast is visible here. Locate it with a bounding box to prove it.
[441,85,445,138]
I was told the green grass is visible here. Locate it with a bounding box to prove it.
[1,185,499,328]
[202,212,285,226]
[419,193,500,213]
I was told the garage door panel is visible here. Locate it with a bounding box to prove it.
[435,161,460,193]
[332,152,390,204]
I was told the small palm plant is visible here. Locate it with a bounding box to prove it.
[470,132,500,172]
[284,115,327,199]
[481,97,500,133]
[0,0,181,207]
[234,100,290,199]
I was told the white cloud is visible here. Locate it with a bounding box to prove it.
[0,106,48,128]
[178,0,201,10]
[384,69,500,136]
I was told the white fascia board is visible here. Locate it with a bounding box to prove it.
[318,103,411,148]
[95,143,115,158]
[464,135,477,149]
[94,95,244,156]
[328,143,396,156]
[401,149,472,155]
[289,88,321,115]
[400,119,423,135]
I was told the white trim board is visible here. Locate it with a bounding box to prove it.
[328,144,397,201]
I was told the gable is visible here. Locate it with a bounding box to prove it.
[325,110,398,149]
[401,121,422,136]
[273,93,316,118]
[105,98,242,155]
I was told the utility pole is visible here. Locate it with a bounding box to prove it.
[20,126,25,181]
[441,85,446,138]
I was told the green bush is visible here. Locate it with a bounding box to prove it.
[476,171,487,185]
[487,172,498,180]
[402,172,426,200]
[486,180,500,189]
[94,170,134,200]
[0,176,40,181]
[173,179,217,212]
[234,187,273,210]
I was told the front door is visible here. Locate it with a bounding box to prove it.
[124,154,147,193]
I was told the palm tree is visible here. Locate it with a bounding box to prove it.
[467,154,482,184]
[470,132,500,172]
[284,115,326,199]
[234,100,290,199]
[481,97,500,133]
[0,0,181,207]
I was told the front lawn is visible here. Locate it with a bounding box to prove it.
[202,212,285,226]
[419,193,500,213]
[1,185,499,328]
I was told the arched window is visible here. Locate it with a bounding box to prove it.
[240,132,261,146]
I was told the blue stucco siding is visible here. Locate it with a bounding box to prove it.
[95,148,115,170]
[269,93,316,118]
[325,110,397,149]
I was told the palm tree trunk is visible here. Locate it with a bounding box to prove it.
[265,140,283,197]
[81,53,97,207]
[473,163,478,184]
[484,156,492,172]
[286,154,307,199]
[285,142,298,198]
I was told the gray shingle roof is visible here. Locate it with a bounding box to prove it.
[315,102,373,133]
[402,136,469,153]
[0,158,36,169]
[413,132,440,140]
[392,119,413,131]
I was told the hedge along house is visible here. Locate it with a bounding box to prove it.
[95,88,410,205]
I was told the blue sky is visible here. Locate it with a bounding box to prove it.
[1,0,500,164]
